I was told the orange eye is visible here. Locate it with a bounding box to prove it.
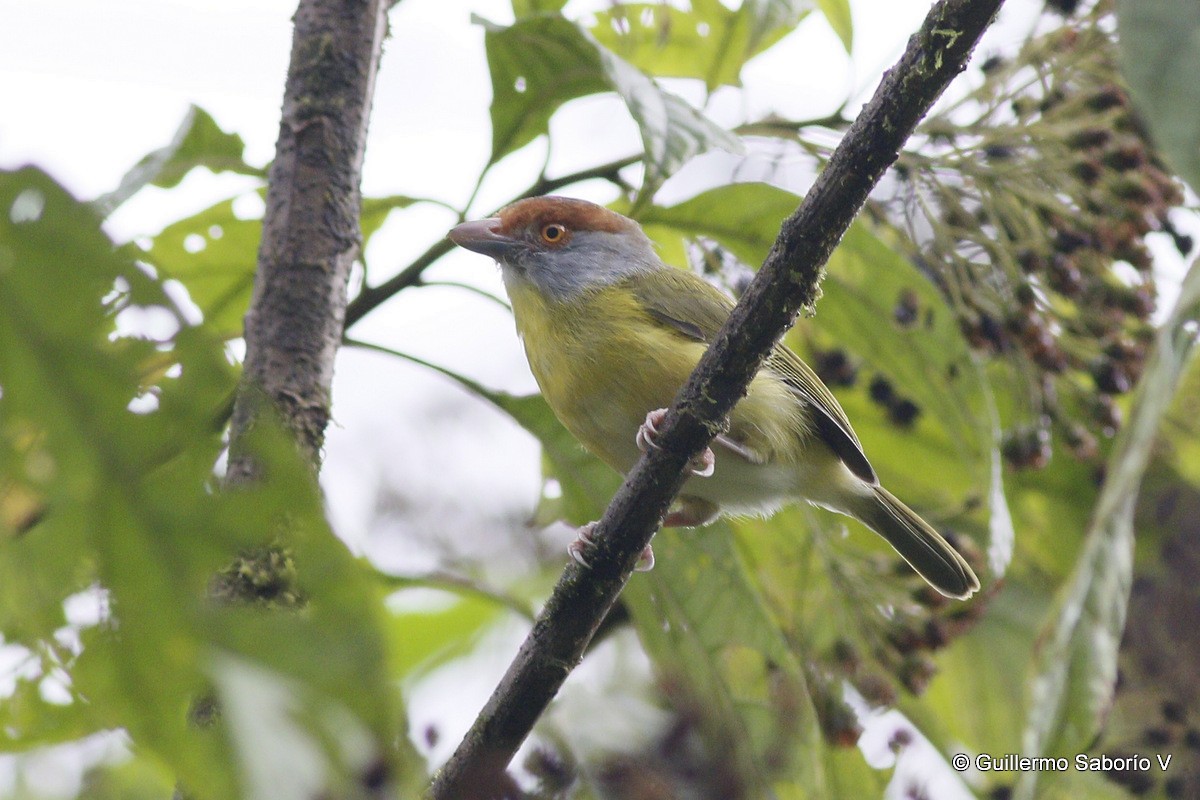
[541,224,566,243]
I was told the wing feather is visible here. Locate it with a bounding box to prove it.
[628,270,877,483]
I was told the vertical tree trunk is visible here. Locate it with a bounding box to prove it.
[226,0,389,488]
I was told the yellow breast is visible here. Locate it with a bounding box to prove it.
[507,277,807,481]
[508,280,693,472]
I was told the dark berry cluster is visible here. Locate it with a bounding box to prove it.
[884,2,1187,472]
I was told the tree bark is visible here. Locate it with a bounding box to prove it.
[226,0,389,487]
[428,0,1005,797]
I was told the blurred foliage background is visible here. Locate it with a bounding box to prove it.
[2,0,1199,798]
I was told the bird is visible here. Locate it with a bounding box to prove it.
[448,196,980,599]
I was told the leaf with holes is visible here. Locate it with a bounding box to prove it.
[142,198,261,338]
[592,0,823,90]
[481,14,739,188]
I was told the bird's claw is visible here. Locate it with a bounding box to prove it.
[636,408,715,478]
[568,522,655,572]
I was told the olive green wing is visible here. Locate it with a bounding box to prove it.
[766,345,876,483]
[629,267,733,341]
[629,269,877,483]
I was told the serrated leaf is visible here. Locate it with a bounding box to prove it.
[1017,253,1200,798]
[1116,0,1200,192]
[94,105,264,217]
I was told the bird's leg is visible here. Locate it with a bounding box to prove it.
[713,433,767,465]
[568,521,655,572]
[636,408,715,477]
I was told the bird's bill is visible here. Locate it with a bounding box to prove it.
[447,218,516,260]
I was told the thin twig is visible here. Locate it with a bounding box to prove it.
[427,1,1005,797]
[417,280,512,310]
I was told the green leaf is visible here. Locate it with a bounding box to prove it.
[592,0,818,90]
[1116,0,1200,191]
[623,522,829,795]
[360,194,423,246]
[637,182,795,266]
[0,168,414,795]
[481,15,739,187]
[142,197,261,338]
[482,14,609,164]
[511,0,566,15]
[77,755,177,800]
[597,44,743,190]
[1017,252,1200,798]
[1,166,241,789]
[818,226,990,489]
[385,592,506,679]
[0,666,98,750]
[94,105,265,218]
[815,0,853,52]
[911,582,1050,757]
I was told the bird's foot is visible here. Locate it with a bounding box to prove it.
[568,521,655,572]
[636,408,715,477]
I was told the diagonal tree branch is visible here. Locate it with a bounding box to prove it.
[427,0,1006,796]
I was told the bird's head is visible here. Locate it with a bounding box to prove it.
[448,196,661,300]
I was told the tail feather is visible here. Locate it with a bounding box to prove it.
[856,487,980,600]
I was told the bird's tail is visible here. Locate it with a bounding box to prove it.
[852,486,980,600]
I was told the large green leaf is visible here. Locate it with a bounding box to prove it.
[511,0,566,15]
[1116,0,1200,191]
[1,166,239,789]
[482,14,609,164]
[815,0,853,51]
[622,521,832,797]
[636,182,793,266]
[142,197,261,338]
[1017,253,1200,799]
[816,226,996,508]
[481,14,739,187]
[0,168,413,797]
[592,0,821,90]
[94,105,265,218]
